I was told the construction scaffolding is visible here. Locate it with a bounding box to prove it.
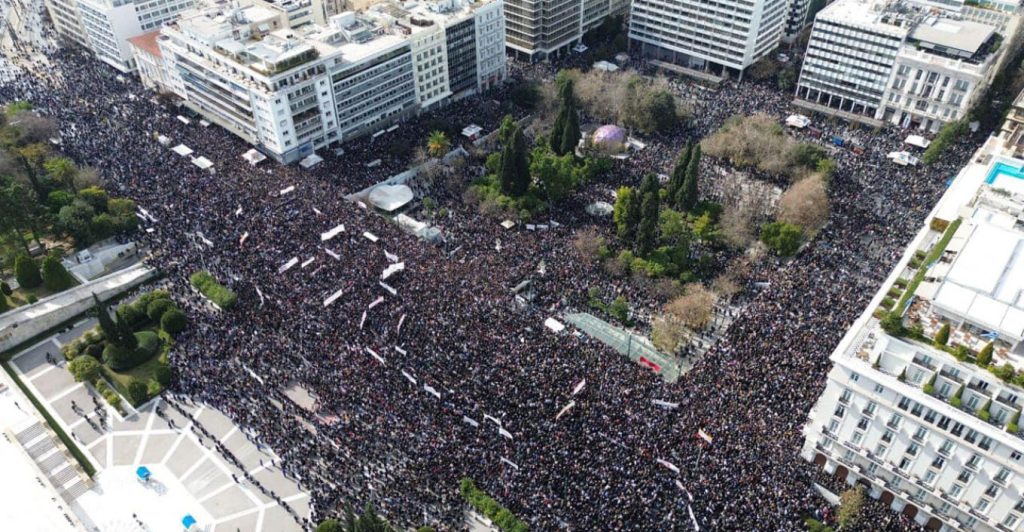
[564,312,682,383]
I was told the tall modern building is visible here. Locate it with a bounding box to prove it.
[135,0,505,163]
[782,0,811,43]
[503,0,627,60]
[802,129,1024,531]
[795,0,1019,131]
[43,0,196,71]
[627,0,789,77]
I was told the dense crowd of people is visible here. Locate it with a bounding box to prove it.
[1,14,985,530]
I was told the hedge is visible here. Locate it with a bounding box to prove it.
[189,271,237,309]
[460,478,528,532]
[161,308,187,334]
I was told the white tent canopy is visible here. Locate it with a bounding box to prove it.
[243,149,267,166]
[905,135,931,149]
[191,156,213,170]
[887,151,919,166]
[544,317,566,333]
[172,144,193,157]
[785,114,811,129]
[300,153,323,169]
[368,185,414,212]
[593,60,619,72]
[462,124,483,138]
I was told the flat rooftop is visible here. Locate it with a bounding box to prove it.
[911,18,995,55]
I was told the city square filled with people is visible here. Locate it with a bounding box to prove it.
[0,7,987,531]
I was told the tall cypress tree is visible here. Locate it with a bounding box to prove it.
[678,144,701,211]
[637,174,660,255]
[94,293,118,341]
[667,144,692,203]
[559,101,581,157]
[500,126,530,197]
[550,79,575,155]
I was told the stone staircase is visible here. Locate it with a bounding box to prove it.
[15,422,92,503]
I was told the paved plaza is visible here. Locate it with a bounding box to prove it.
[8,320,309,532]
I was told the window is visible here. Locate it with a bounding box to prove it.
[985,483,999,498]
[939,382,952,397]
[867,462,878,474]
[852,432,863,445]
[913,427,927,442]
[1015,498,1024,513]
[949,483,963,497]
[976,498,990,514]
[857,418,869,430]
[939,439,954,456]
[898,457,911,471]
[1003,515,1019,529]
[958,470,973,484]
[911,403,924,417]
[882,430,894,443]
[938,415,951,430]
[834,405,846,418]
[995,467,1010,484]
[951,422,964,437]
[1013,451,1023,461]
[874,384,884,394]
[965,429,978,444]
[844,449,855,461]
[888,413,903,429]
[954,79,969,91]
[979,435,993,451]
[850,372,860,382]
[924,409,936,423]
[907,443,920,456]
[931,456,945,470]
[876,444,889,458]
[966,454,982,470]
[924,470,937,485]
[828,419,839,433]
[966,395,980,410]
[898,397,911,410]
[864,401,877,415]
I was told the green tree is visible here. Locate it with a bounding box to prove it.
[93,293,136,350]
[837,486,865,529]
[498,114,515,144]
[613,186,640,243]
[531,148,575,203]
[550,79,574,154]
[161,308,187,335]
[559,100,581,156]
[13,143,51,202]
[0,181,48,253]
[44,157,78,192]
[666,144,692,202]
[77,186,109,213]
[343,502,395,532]
[977,342,994,366]
[68,355,101,383]
[760,221,803,256]
[692,211,717,241]
[637,175,660,256]
[658,209,690,245]
[426,130,450,158]
[47,190,74,212]
[126,380,148,405]
[499,126,530,197]
[636,90,678,134]
[40,255,73,291]
[934,323,950,347]
[57,200,96,245]
[316,519,343,532]
[14,254,41,289]
[678,144,701,211]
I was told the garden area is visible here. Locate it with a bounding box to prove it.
[0,251,77,312]
[62,289,186,411]
[189,270,237,309]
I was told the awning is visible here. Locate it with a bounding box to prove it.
[368,185,414,212]
[171,144,193,156]
[544,317,566,333]
[887,151,918,166]
[462,124,483,138]
[785,114,811,129]
[299,153,323,169]
[242,149,266,166]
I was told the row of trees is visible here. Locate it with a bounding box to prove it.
[549,69,683,135]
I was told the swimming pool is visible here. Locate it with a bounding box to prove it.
[985,161,1024,194]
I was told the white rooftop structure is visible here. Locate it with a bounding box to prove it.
[369,184,414,212]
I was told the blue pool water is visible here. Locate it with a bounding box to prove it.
[986,162,1024,184]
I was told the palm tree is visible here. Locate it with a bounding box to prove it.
[426,130,450,158]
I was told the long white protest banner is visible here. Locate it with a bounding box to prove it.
[324,248,340,260]
[239,232,249,247]
[381,262,405,280]
[278,257,299,274]
[424,385,441,399]
[401,370,416,385]
[363,231,379,243]
[394,346,407,355]
[359,311,367,330]
[320,224,345,242]
[652,399,679,409]
[235,205,243,216]
[384,250,399,263]
[368,296,384,309]
[301,257,315,269]
[500,458,520,470]
[255,286,265,308]
[555,400,576,421]
[498,427,514,440]
[280,185,295,195]
[397,314,406,334]
[462,416,479,427]
[323,288,344,307]
[379,282,396,296]
[572,379,586,395]
[656,459,680,474]
[483,414,502,426]
[365,348,385,365]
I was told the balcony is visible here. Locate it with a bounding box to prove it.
[995,393,1018,409]
[940,368,964,384]
[967,381,992,397]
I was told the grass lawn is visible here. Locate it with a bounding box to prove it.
[100,329,172,406]
[7,276,80,308]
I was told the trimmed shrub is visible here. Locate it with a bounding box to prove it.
[147,379,162,397]
[316,519,342,532]
[41,255,74,291]
[126,380,148,405]
[14,255,42,289]
[153,363,172,386]
[161,308,187,335]
[85,343,103,358]
[68,355,101,383]
[933,324,950,346]
[116,302,147,328]
[1,281,12,295]
[977,342,994,366]
[880,312,904,336]
[146,298,175,322]
[760,221,803,256]
[993,363,1016,382]
[459,478,528,532]
[189,271,237,309]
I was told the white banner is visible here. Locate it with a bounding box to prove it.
[363,231,379,243]
[484,414,501,426]
[324,248,340,260]
[313,207,322,215]
[378,282,397,296]
[401,370,416,385]
[235,205,243,216]
[394,346,407,355]
[280,185,295,195]
[555,400,576,421]
[323,288,344,307]
[301,257,315,269]
[462,416,479,427]
[397,314,406,334]
[572,379,586,395]
[368,296,384,309]
[255,286,265,308]
[365,348,385,365]
[278,257,299,274]
[320,224,345,242]
[688,505,700,531]
[384,250,399,263]
[652,399,679,409]
[498,427,514,440]
[239,232,249,247]
[500,458,520,470]
[381,262,405,280]
[656,459,680,474]
[424,385,441,399]
[359,311,367,330]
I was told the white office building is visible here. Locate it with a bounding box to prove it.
[503,0,626,60]
[627,0,790,78]
[138,0,505,163]
[802,135,1024,531]
[795,0,1019,132]
[44,0,196,71]
[782,0,812,43]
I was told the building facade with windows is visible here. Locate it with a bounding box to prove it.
[795,0,1019,131]
[627,0,790,77]
[802,136,1024,531]
[502,0,626,60]
[44,0,196,71]
[139,0,504,163]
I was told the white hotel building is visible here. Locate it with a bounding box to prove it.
[43,0,196,72]
[133,0,505,163]
[802,133,1024,530]
[795,0,1020,132]
[627,0,790,77]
